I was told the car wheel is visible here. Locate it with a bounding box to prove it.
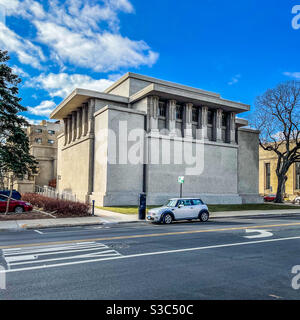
[14,206,24,214]
[199,211,209,222]
[163,213,173,224]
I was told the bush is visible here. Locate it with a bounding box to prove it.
[21,193,90,216]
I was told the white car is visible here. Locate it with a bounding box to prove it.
[147,198,209,224]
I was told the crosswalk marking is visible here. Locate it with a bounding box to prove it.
[2,241,121,270]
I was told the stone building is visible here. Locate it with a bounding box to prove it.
[13,120,63,193]
[51,73,262,206]
[259,144,300,199]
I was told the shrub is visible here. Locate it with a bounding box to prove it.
[21,193,90,216]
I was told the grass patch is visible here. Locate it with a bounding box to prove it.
[97,203,298,215]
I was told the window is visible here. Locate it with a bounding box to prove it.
[182,199,192,206]
[265,163,271,189]
[222,113,227,127]
[192,107,199,123]
[207,110,213,125]
[176,105,183,120]
[48,139,55,145]
[35,128,42,133]
[48,130,55,135]
[35,138,42,144]
[158,102,166,117]
[192,199,203,205]
[296,162,300,190]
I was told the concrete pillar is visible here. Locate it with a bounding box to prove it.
[87,99,95,135]
[82,104,88,137]
[72,111,77,142]
[68,116,72,144]
[63,118,68,145]
[184,103,193,138]
[229,112,236,144]
[200,106,208,140]
[149,96,159,134]
[167,100,176,136]
[216,109,223,142]
[76,107,82,139]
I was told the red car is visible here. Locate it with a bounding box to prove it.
[264,194,276,202]
[0,195,33,213]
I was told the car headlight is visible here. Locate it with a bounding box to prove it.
[25,202,31,206]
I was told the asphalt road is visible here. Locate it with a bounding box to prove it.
[1,215,300,300]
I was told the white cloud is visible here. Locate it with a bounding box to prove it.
[0,22,45,69]
[283,72,300,79]
[0,0,158,72]
[27,73,114,98]
[21,116,42,125]
[34,20,158,72]
[11,65,29,77]
[228,74,241,86]
[26,100,56,116]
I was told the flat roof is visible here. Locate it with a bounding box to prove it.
[50,88,129,119]
[105,72,221,98]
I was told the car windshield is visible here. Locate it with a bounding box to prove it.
[164,199,178,207]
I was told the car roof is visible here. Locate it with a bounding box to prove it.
[169,198,201,200]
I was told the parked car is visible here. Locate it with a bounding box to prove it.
[147,198,209,224]
[0,195,33,213]
[0,190,22,200]
[292,195,300,205]
[264,194,276,202]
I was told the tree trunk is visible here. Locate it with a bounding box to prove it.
[275,174,287,203]
[5,177,14,215]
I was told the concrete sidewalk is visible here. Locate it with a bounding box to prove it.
[0,208,300,231]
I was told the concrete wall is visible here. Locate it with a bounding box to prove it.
[57,134,93,203]
[238,128,263,203]
[91,106,145,206]
[145,135,241,205]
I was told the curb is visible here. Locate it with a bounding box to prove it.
[1,212,300,231]
[211,212,300,220]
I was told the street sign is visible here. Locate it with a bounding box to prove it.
[178,176,184,184]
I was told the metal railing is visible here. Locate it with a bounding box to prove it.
[35,185,77,202]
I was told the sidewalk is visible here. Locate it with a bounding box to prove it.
[0,208,300,231]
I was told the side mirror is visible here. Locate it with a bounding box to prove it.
[178,204,184,208]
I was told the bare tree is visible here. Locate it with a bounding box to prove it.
[252,81,300,203]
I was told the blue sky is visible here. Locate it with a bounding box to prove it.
[0,0,299,124]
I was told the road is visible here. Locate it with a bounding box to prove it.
[1,215,300,300]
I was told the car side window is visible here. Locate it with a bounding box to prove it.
[192,199,203,205]
[0,196,7,201]
[177,200,184,206]
[183,200,192,206]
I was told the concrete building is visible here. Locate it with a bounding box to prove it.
[259,144,300,199]
[14,120,63,193]
[51,73,262,206]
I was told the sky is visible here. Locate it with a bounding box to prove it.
[0,0,299,124]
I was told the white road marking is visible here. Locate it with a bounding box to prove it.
[34,230,44,234]
[1,241,121,271]
[2,235,300,274]
[244,229,273,239]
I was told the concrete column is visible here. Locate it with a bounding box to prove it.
[229,112,236,143]
[167,100,176,136]
[216,109,223,142]
[200,106,208,140]
[149,96,159,134]
[68,115,72,144]
[184,103,193,138]
[87,99,95,135]
[76,107,82,139]
[82,104,88,136]
[63,118,68,145]
[72,111,77,142]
